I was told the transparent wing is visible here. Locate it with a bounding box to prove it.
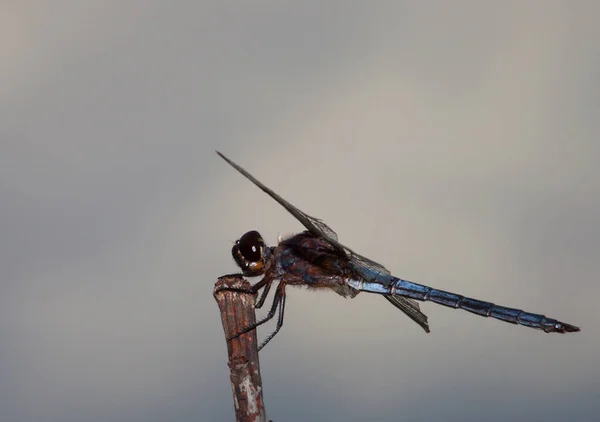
[349,253,392,285]
[217,151,339,240]
[384,295,430,333]
[217,151,392,285]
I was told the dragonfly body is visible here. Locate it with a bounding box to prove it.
[276,231,360,298]
[347,278,577,333]
[217,151,579,350]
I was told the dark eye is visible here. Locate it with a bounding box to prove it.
[237,230,264,262]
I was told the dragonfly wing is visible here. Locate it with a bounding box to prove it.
[217,152,339,241]
[384,295,430,333]
[349,253,392,285]
[218,152,393,284]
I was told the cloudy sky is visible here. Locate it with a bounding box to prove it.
[1,2,599,421]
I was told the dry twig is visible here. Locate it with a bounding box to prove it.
[214,276,268,422]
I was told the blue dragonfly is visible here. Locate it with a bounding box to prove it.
[216,152,580,350]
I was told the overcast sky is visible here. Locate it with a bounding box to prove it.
[1,2,599,422]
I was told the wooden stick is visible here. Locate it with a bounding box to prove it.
[214,275,268,422]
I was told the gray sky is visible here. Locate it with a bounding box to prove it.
[1,2,599,421]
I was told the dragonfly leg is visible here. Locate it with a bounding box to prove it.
[258,284,286,351]
[255,279,273,309]
[227,281,283,342]
[215,274,272,296]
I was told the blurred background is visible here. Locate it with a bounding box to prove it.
[1,2,598,421]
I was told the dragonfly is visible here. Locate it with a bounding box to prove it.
[216,151,580,350]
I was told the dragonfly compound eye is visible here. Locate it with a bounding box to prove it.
[237,230,265,262]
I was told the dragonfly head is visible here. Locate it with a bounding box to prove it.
[232,230,267,276]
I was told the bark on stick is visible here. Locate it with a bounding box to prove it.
[214,276,268,422]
